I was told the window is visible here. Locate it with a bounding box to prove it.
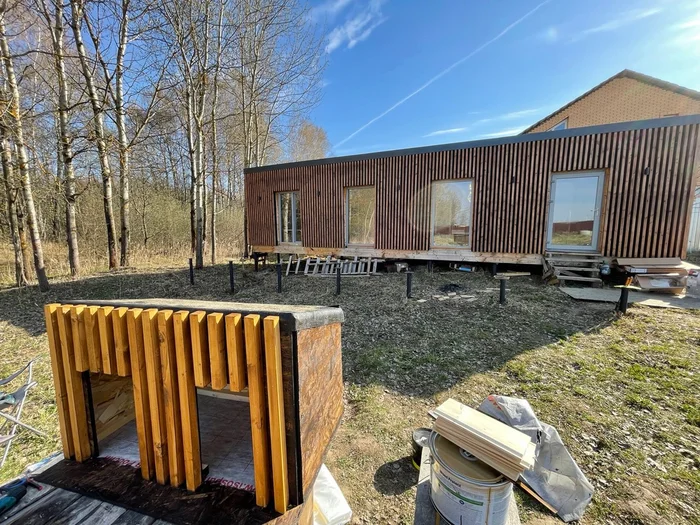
[276,191,301,244]
[431,180,472,248]
[346,186,376,246]
[549,118,568,131]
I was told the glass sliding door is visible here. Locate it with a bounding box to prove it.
[546,171,604,251]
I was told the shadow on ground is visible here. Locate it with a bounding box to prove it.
[0,263,616,398]
[373,457,418,496]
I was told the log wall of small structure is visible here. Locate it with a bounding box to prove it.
[246,121,700,258]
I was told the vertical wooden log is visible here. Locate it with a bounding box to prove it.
[173,310,202,491]
[158,310,185,487]
[189,311,211,388]
[112,307,131,376]
[244,314,271,508]
[44,304,74,459]
[142,308,169,485]
[56,305,91,461]
[84,306,102,373]
[206,313,228,390]
[225,313,247,392]
[263,316,288,513]
[97,306,116,374]
[126,308,155,481]
[69,305,89,372]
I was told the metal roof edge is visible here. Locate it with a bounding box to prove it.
[245,114,700,174]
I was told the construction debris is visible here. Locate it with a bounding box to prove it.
[614,257,689,294]
[283,255,383,276]
[432,398,536,482]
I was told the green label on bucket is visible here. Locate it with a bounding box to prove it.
[438,478,484,506]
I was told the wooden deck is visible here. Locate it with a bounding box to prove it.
[1,481,172,525]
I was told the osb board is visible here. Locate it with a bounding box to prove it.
[295,323,343,493]
[560,287,700,310]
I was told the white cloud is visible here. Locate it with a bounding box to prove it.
[325,0,387,53]
[309,0,354,23]
[332,0,553,149]
[478,127,527,139]
[574,7,663,40]
[423,127,468,138]
[669,13,700,53]
[474,108,543,125]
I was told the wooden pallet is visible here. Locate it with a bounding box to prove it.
[283,255,382,276]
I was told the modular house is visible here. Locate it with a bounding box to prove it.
[244,115,700,265]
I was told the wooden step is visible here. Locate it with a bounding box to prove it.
[546,251,602,256]
[546,257,603,264]
[552,266,600,272]
[555,275,602,283]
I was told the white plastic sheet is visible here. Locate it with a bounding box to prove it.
[313,464,352,525]
[478,395,594,522]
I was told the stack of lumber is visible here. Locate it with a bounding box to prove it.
[433,398,536,481]
[614,257,688,294]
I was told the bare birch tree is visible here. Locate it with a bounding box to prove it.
[0,115,28,286]
[37,0,80,275]
[0,0,50,290]
[69,0,118,269]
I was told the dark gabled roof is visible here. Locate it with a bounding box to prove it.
[521,69,700,134]
[245,114,700,174]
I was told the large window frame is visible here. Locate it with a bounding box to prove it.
[430,179,474,249]
[276,191,302,245]
[345,186,376,247]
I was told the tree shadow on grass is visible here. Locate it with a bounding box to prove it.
[0,265,616,398]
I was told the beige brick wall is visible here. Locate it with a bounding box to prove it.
[526,77,700,133]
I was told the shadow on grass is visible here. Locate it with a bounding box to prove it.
[373,456,418,495]
[0,264,616,398]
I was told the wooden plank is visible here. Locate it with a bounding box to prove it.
[112,307,131,377]
[224,313,247,392]
[126,308,155,481]
[56,305,91,462]
[142,308,169,485]
[84,306,102,373]
[158,310,185,488]
[206,313,228,391]
[173,310,202,491]
[264,316,289,514]
[97,306,117,375]
[189,311,211,388]
[44,304,74,459]
[244,314,271,508]
[69,306,89,372]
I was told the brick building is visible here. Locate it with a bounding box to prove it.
[523,69,700,134]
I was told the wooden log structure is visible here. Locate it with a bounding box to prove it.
[44,299,344,523]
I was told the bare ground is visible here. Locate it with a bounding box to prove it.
[0,262,698,524]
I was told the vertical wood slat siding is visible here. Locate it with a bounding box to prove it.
[246,123,700,259]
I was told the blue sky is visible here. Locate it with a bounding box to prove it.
[308,0,700,157]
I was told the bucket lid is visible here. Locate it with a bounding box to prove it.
[431,432,504,483]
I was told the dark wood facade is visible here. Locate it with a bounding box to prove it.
[245,115,700,263]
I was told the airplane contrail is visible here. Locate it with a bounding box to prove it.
[332,0,553,151]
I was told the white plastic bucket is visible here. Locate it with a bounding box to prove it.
[429,432,513,525]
